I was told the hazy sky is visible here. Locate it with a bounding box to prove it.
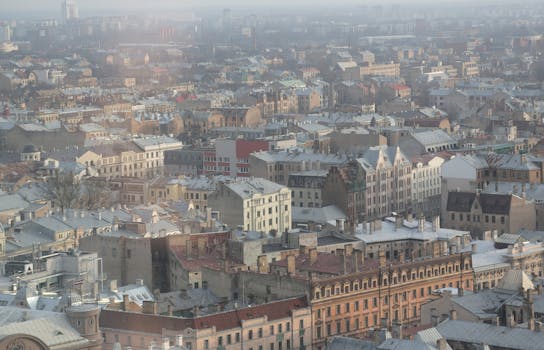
[1,0,529,18]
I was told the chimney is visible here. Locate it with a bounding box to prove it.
[162,337,169,350]
[257,255,269,273]
[344,244,353,256]
[399,250,405,263]
[374,219,382,231]
[122,294,129,311]
[432,216,440,232]
[395,215,403,230]
[507,313,515,328]
[392,320,403,339]
[309,248,318,264]
[197,237,206,257]
[206,207,213,228]
[450,309,457,320]
[418,214,425,232]
[537,284,543,295]
[431,308,439,326]
[109,279,118,292]
[142,300,158,315]
[378,250,386,267]
[529,317,535,331]
[432,241,440,258]
[287,254,296,275]
[458,287,464,296]
[437,339,448,350]
[513,184,518,194]
[527,289,533,303]
[167,304,173,316]
[336,219,345,232]
[471,242,477,254]
[175,335,183,346]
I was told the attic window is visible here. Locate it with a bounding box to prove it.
[55,330,64,336]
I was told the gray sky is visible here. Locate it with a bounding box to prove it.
[1,0,527,18]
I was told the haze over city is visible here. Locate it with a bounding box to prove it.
[1,0,544,350]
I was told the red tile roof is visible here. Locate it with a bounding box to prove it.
[100,296,309,333]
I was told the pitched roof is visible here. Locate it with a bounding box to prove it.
[478,193,511,215]
[446,192,476,212]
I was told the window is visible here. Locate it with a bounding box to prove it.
[326,307,331,317]
[336,321,341,334]
[258,328,263,338]
[218,336,223,346]
[345,319,350,332]
[248,330,253,340]
[286,322,290,331]
[327,323,331,336]
[286,339,291,350]
[126,249,131,259]
[204,340,209,349]
[236,333,240,342]
[345,303,350,312]
[270,325,274,335]
[451,213,455,220]
[336,305,341,314]
[355,301,359,311]
[299,320,304,329]
[317,326,322,338]
[227,334,232,344]
[270,343,274,350]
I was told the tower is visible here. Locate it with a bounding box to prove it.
[66,305,102,349]
[61,0,79,24]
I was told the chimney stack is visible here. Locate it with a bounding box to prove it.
[432,216,440,232]
[458,287,464,296]
[450,309,457,320]
[287,254,296,275]
[344,244,353,256]
[471,242,477,254]
[507,314,515,328]
[257,255,269,273]
[122,294,129,311]
[167,304,173,316]
[399,250,405,263]
[418,214,425,232]
[529,317,535,331]
[309,248,318,264]
[437,339,448,350]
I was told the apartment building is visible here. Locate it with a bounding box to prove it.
[249,245,473,349]
[288,170,328,208]
[360,146,412,220]
[249,150,347,186]
[444,191,536,238]
[100,297,312,350]
[203,139,270,177]
[208,178,292,233]
[360,62,401,78]
[412,155,445,218]
[76,136,182,179]
[322,160,366,230]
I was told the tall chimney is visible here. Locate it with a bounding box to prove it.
[344,244,353,256]
[432,216,440,232]
[122,294,129,311]
[257,255,269,273]
[450,309,457,320]
[287,255,296,275]
[471,242,477,254]
[399,250,405,263]
[418,214,425,232]
[309,248,318,265]
[437,339,448,350]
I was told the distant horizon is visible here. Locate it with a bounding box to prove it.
[2,0,542,20]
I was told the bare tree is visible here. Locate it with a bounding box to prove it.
[46,172,81,214]
[80,178,113,210]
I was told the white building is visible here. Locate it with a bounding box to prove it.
[61,0,79,23]
[208,178,291,234]
[412,155,445,217]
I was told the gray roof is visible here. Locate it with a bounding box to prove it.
[225,178,286,199]
[0,306,91,348]
[436,319,544,350]
[292,205,346,225]
[327,336,377,350]
[0,193,30,212]
[251,150,347,165]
